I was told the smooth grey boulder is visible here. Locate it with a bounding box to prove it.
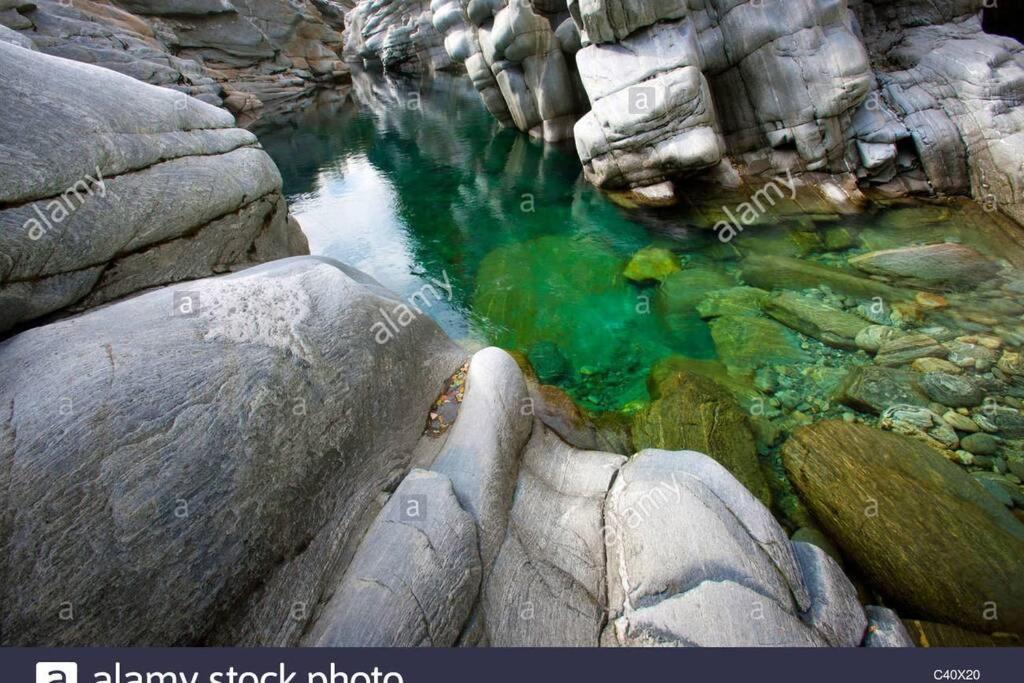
[431,346,534,569]
[483,426,625,646]
[863,606,916,648]
[0,41,307,333]
[794,541,868,647]
[0,256,466,645]
[308,469,482,647]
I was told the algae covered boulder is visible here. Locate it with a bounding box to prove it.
[633,367,771,506]
[782,420,1024,635]
[623,246,680,283]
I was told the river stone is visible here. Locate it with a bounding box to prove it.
[943,411,979,433]
[696,286,769,318]
[855,325,904,353]
[783,421,1024,634]
[623,246,680,283]
[0,256,467,646]
[632,369,771,505]
[873,333,948,367]
[836,366,929,414]
[918,372,984,408]
[863,607,915,648]
[849,243,1000,290]
[740,254,905,301]
[793,541,868,647]
[764,292,870,350]
[709,315,810,371]
[912,357,962,374]
[987,409,1024,438]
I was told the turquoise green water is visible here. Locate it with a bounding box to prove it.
[255,73,1024,413]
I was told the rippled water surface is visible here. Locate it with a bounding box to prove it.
[255,73,1024,414]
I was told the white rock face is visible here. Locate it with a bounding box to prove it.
[359,0,1024,221]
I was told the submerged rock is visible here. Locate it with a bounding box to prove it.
[623,246,680,283]
[873,333,947,367]
[710,315,810,371]
[849,243,1001,290]
[783,421,1024,635]
[764,291,870,350]
[918,372,984,408]
[741,254,904,301]
[836,365,929,414]
[632,369,772,505]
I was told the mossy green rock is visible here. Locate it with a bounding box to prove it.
[783,421,1024,634]
[633,369,772,506]
[623,246,680,283]
[710,315,810,370]
[696,286,769,319]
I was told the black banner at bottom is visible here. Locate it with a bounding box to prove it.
[7,647,1021,683]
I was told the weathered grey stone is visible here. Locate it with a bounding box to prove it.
[836,365,929,414]
[793,541,868,647]
[873,333,948,367]
[919,372,984,408]
[308,470,482,646]
[483,426,625,646]
[0,257,466,645]
[863,606,915,648]
[0,41,308,333]
[431,346,533,569]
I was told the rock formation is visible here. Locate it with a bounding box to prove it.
[354,0,1024,219]
[0,0,350,116]
[0,255,908,646]
[343,0,453,72]
[0,40,308,334]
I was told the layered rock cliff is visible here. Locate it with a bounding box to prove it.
[0,0,351,116]
[0,38,308,334]
[351,0,1024,220]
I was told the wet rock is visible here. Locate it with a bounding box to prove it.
[623,246,680,283]
[764,292,870,350]
[918,372,983,408]
[836,366,929,415]
[855,325,904,353]
[697,286,769,319]
[709,315,810,371]
[942,411,979,433]
[783,421,1024,634]
[527,341,570,383]
[632,369,771,506]
[849,243,1000,290]
[971,473,1015,507]
[880,405,959,452]
[946,337,1002,368]
[999,351,1024,377]
[873,333,947,367]
[911,357,962,374]
[989,409,1024,438]
[741,254,905,301]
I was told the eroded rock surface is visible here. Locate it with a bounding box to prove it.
[0,41,308,333]
[0,259,895,646]
[0,0,349,115]
[354,0,1024,221]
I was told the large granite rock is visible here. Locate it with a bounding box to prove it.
[0,41,308,334]
[0,0,349,116]
[0,256,467,645]
[1,265,892,646]
[783,420,1024,635]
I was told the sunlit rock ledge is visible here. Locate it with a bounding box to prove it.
[345,0,1024,223]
